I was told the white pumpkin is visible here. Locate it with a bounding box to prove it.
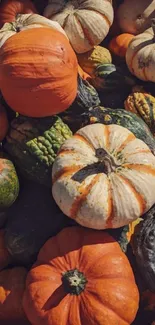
[0,13,67,48]
[117,0,155,35]
[43,0,114,53]
[52,123,155,230]
[126,20,155,82]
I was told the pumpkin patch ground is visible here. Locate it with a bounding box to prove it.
[0,0,155,324]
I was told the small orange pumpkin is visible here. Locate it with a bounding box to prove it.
[0,0,37,28]
[0,27,78,117]
[109,33,134,58]
[0,98,9,141]
[0,229,12,271]
[23,227,139,325]
[0,266,28,322]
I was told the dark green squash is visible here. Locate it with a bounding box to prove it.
[131,205,155,293]
[59,75,100,126]
[4,115,72,187]
[90,63,136,91]
[5,180,70,267]
[0,157,19,210]
[62,106,155,154]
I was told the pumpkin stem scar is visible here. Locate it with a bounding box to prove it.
[62,269,87,295]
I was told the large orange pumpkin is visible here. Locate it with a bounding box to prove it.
[0,27,78,117]
[0,98,9,141]
[0,266,27,322]
[23,227,139,325]
[0,0,37,28]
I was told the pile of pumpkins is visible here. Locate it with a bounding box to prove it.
[0,0,155,324]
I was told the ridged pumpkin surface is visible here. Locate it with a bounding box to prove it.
[125,90,155,134]
[23,227,139,325]
[52,123,155,229]
[0,27,78,117]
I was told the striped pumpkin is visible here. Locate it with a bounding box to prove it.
[43,0,114,53]
[52,123,155,230]
[124,87,155,135]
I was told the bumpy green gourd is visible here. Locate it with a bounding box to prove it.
[4,115,72,186]
[125,88,155,135]
[0,157,19,210]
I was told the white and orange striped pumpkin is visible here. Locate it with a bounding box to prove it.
[43,0,114,53]
[52,123,155,230]
[126,20,155,82]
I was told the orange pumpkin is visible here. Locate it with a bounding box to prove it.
[0,267,27,322]
[109,33,134,58]
[23,227,139,325]
[0,229,12,271]
[0,98,9,141]
[0,0,37,28]
[0,27,78,117]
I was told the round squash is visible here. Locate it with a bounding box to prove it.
[0,267,27,322]
[131,205,155,292]
[43,0,114,53]
[126,19,155,82]
[124,86,155,135]
[0,98,9,142]
[0,229,12,270]
[4,115,72,187]
[0,0,37,28]
[0,157,19,210]
[23,226,139,325]
[5,180,68,266]
[117,0,155,35]
[60,106,155,154]
[90,63,135,91]
[109,33,134,58]
[77,46,112,77]
[0,15,78,117]
[52,123,155,230]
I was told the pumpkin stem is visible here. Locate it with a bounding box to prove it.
[62,269,87,295]
[96,148,120,173]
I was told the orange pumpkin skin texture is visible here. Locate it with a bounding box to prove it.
[0,229,11,271]
[109,33,134,58]
[23,227,139,325]
[0,101,9,141]
[0,267,27,322]
[0,27,78,117]
[0,0,37,28]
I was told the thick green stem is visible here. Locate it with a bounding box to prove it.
[62,269,87,295]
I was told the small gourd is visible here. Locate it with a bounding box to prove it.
[77,46,112,77]
[125,86,155,135]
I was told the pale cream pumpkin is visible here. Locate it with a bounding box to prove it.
[126,20,155,82]
[0,13,67,48]
[117,0,155,35]
[43,0,114,53]
[52,123,155,230]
